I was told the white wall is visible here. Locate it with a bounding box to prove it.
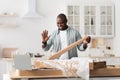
[112,0,120,56]
[0,0,120,58]
[0,0,66,57]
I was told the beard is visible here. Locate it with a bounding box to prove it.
[58,27,63,30]
[58,25,68,31]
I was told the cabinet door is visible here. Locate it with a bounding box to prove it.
[100,5,114,37]
[0,60,7,74]
[83,4,114,37]
[67,3,114,38]
[84,6,96,36]
[67,5,80,31]
[0,60,13,74]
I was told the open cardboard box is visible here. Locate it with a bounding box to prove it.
[89,61,106,70]
[17,68,77,77]
[90,66,120,77]
[17,60,77,77]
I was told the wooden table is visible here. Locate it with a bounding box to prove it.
[10,73,81,80]
[10,69,81,80]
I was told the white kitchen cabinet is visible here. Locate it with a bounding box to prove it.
[0,13,18,28]
[66,2,115,38]
[67,5,80,31]
[0,58,13,79]
[84,6,96,36]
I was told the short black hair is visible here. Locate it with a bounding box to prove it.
[57,13,67,22]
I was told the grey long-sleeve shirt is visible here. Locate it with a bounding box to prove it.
[42,27,86,59]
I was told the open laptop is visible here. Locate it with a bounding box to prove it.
[13,55,32,70]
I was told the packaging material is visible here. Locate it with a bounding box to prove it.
[71,57,89,80]
[34,57,89,80]
[15,58,89,79]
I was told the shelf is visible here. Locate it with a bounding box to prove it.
[0,24,17,28]
[0,13,17,17]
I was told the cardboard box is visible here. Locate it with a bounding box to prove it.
[18,69,63,76]
[10,69,78,79]
[90,66,120,77]
[90,61,106,70]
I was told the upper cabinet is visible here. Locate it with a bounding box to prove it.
[99,5,113,36]
[84,5,96,36]
[67,6,80,30]
[66,0,115,38]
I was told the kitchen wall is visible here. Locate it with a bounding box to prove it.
[0,0,66,58]
[0,0,119,58]
[112,0,120,56]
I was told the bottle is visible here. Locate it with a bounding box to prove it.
[91,18,94,25]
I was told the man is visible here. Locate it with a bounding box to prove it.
[41,13,91,59]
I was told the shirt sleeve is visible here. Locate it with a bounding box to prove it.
[42,32,54,51]
[79,43,87,51]
[76,31,86,51]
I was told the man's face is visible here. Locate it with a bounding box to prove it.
[57,17,67,30]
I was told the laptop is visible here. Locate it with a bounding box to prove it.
[13,55,32,70]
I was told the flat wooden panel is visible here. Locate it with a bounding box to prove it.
[49,36,88,60]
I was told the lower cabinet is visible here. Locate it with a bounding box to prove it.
[0,59,13,80]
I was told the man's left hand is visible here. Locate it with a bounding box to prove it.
[83,36,91,44]
[83,36,91,49]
